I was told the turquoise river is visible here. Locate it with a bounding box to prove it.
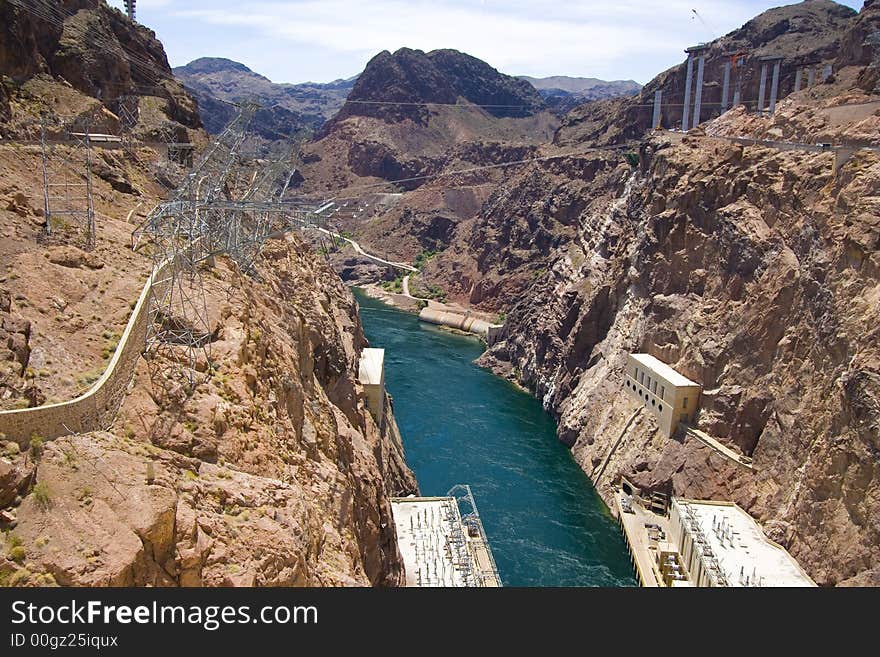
[354,290,636,587]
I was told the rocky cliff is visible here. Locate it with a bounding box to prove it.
[0,216,417,586]
[473,21,880,585]
[0,0,417,587]
[0,0,200,136]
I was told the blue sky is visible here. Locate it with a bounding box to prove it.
[108,0,865,85]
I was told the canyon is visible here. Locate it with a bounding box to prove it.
[302,0,880,586]
[0,0,877,588]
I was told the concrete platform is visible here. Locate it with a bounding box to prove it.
[391,496,501,587]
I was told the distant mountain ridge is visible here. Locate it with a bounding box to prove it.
[519,75,641,94]
[518,75,642,115]
[173,57,356,136]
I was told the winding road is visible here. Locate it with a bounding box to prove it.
[315,227,417,273]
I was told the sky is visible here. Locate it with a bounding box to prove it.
[107,0,865,85]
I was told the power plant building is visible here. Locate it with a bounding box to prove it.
[624,353,702,437]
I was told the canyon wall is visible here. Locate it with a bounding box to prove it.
[480,83,880,585]
[0,0,417,588]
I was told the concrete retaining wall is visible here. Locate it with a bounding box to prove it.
[0,261,169,445]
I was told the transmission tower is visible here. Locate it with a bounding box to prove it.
[137,103,259,393]
[133,102,330,394]
[39,117,96,251]
[115,94,140,151]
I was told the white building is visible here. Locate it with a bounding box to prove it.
[624,353,702,437]
[669,498,815,587]
[358,348,386,425]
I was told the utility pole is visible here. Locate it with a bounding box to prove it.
[124,0,136,21]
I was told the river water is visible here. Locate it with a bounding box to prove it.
[355,290,635,587]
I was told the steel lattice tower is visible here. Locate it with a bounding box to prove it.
[39,117,96,251]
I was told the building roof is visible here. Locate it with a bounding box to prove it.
[358,348,384,385]
[630,353,700,388]
[675,499,816,587]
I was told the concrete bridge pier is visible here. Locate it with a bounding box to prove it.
[652,90,663,129]
[721,60,732,112]
[681,45,708,131]
[757,56,783,116]
[681,55,694,130]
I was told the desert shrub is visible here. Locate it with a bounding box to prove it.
[29,436,43,462]
[32,482,51,510]
[7,545,25,563]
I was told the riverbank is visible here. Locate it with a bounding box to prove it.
[355,282,503,342]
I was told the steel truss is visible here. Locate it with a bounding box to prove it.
[39,116,96,251]
[447,484,502,587]
[133,103,324,393]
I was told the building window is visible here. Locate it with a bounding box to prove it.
[652,381,657,394]
[682,397,688,409]
[660,386,665,400]
[639,371,644,385]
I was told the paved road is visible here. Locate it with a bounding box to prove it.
[316,227,417,273]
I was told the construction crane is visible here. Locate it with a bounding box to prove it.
[691,8,716,41]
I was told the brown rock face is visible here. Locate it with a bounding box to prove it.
[480,87,880,585]
[836,0,880,93]
[1,233,417,587]
[0,0,200,134]
[0,457,31,508]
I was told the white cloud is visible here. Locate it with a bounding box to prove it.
[117,0,865,83]
[165,0,780,81]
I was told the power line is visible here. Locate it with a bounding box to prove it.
[342,99,541,109]
[305,143,632,203]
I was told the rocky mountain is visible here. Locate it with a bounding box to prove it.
[297,47,558,255]
[519,75,642,115]
[0,0,201,139]
[324,48,545,131]
[173,57,355,138]
[555,0,858,146]
[0,0,417,587]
